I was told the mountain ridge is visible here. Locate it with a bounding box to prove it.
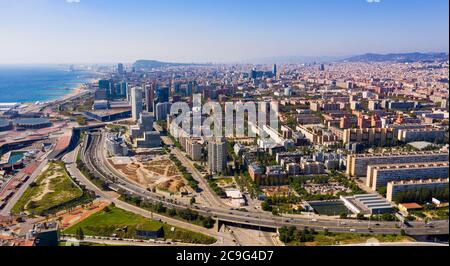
[133,52,449,67]
[133,60,211,69]
[343,52,449,63]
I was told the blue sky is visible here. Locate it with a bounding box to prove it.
[0,0,448,64]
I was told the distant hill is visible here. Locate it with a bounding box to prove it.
[242,55,345,64]
[343,52,449,63]
[133,60,209,69]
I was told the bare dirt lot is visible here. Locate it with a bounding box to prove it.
[110,156,187,194]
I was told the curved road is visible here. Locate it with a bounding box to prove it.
[63,139,238,246]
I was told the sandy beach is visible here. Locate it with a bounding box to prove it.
[57,78,99,102]
[18,78,99,114]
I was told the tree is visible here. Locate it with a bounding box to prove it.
[167,208,177,217]
[340,213,348,219]
[271,208,280,216]
[76,227,85,240]
[154,203,166,213]
[279,226,296,243]
[261,201,273,212]
[76,116,87,126]
[295,227,315,243]
[202,216,216,229]
[190,197,196,205]
[400,229,407,236]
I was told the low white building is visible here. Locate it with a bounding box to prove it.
[225,189,246,207]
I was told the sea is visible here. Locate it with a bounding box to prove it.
[0,65,94,103]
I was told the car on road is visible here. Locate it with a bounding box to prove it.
[350,229,356,233]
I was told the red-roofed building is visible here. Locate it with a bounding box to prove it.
[399,203,423,214]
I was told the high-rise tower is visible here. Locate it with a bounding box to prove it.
[207,137,227,174]
[131,87,143,122]
[144,84,154,112]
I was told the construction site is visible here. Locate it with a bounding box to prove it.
[109,155,189,195]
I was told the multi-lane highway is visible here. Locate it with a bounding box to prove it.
[77,129,449,238]
[63,138,240,246]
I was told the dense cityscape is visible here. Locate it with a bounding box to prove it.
[0,53,449,247]
[0,4,449,264]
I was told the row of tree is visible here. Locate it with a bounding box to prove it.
[279,226,317,244]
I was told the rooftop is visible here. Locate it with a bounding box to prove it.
[14,118,51,126]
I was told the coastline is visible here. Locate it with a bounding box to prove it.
[55,77,99,103]
[20,77,99,108]
[0,66,101,105]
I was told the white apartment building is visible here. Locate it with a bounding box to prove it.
[207,138,227,174]
[366,161,449,190]
[346,151,449,177]
[387,178,449,203]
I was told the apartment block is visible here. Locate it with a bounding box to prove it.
[387,178,449,203]
[248,163,264,185]
[186,139,203,161]
[366,161,449,190]
[207,137,227,174]
[346,151,449,177]
[397,128,446,143]
[343,128,395,147]
[301,162,325,175]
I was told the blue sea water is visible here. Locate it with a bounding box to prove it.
[0,65,93,103]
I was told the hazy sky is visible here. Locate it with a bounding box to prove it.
[0,0,448,64]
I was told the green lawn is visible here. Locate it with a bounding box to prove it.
[12,161,83,216]
[64,206,216,244]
